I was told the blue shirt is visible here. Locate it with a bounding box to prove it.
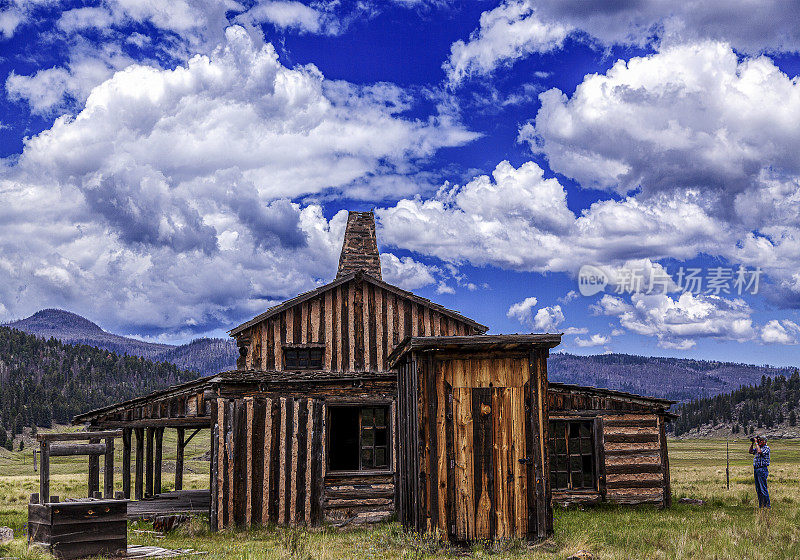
[751,445,770,468]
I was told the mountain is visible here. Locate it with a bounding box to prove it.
[0,326,197,443]
[5,309,236,375]
[548,352,794,403]
[672,370,800,438]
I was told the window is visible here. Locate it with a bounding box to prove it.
[283,346,323,369]
[549,420,596,491]
[328,405,390,471]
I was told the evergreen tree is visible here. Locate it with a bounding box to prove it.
[790,410,797,427]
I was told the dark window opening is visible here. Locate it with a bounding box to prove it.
[328,405,390,471]
[549,420,596,491]
[283,347,323,369]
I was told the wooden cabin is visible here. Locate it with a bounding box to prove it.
[547,383,676,508]
[390,335,561,542]
[71,210,675,533]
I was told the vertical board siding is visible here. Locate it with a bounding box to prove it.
[211,396,325,529]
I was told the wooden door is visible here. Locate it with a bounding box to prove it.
[449,385,539,541]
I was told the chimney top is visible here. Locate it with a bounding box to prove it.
[337,211,382,280]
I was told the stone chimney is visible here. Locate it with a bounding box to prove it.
[337,211,382,280]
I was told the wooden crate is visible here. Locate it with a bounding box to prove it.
[28,500,127,560]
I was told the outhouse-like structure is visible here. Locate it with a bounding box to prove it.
[390,334,562,542]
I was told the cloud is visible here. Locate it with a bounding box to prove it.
[761,320,800,345]
[532,304,564,332]
[236,1,330,35]
[563,326,587,335]
[507,296,537,325]
[558,290,578,304]
[523,42,800,204]
[381,254,437,291]
[507,297,564,331]
[378,160,729,275]
[444,0,800,84]
[444,0,569,85]
[594,292,758,349]
[0,27,476,335]
[575,333,609,347]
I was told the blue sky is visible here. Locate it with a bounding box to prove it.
[2,0,800,366]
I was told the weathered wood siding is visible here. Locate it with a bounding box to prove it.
[547,385,672,508]
[602,414,670,506]
[397,349,552,542]
[238,278,481,373]
[211,396,325,529]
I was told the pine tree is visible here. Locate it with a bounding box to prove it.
[790,410,797,427]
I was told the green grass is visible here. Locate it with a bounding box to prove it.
[1,437,798,559]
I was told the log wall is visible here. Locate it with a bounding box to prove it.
[547,385,672,508]
[237,277,482,373]
[211,396,324,529]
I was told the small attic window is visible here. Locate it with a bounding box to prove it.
[283,345,324,370]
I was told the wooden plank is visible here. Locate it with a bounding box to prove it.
[510,387,527,538]
[310,401,324,525]
[175,428,185,492]
[104,437,115,499]
[348,282,355,371]
[325,290,333,370]
[658,414,671,508]
[251,399,265,526]
[88,437,100,498]
[232,400,247,526]
[492,388,510,539]
[37,431,122,442]
[134,428,144,501]
[39,441,50,503]
[426,355,439,532]
[435,364,448,534]
[154,428,163,495]
[216,400,225,531]
[278,398,288,525]
[262,398,273,524]
[454,387,475,541]
[49,443,107,457]
[305,399,314,525]
[363,281,371,371]
[122,429,131,499]
[210,414,218,531]
[472,387,493,540]
[145,429,154,498]
[289,399,300,525]
[594,417,606,498]
[443,382,456,538]
[226,400,235,528]
[246,398,254,527]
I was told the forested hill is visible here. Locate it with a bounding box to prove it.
[548,352,793,402]
[673,371,800,437]
[0,327,198,447]
[6,309,237,375]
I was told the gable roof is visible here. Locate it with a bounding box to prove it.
[229,270,488,337]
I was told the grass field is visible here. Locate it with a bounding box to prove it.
[1,435,799,559]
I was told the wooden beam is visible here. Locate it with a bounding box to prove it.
[39,440,50,503]
[175,428,185,491]
[49,443,106,457]
[88,437,100,498]
[104,437,114,499]
[145,427,154,498]
[122,429,132,499]
[92,418,211,429]
[154,428,164,495]
[37,430,122,442]
[134,428,144,500]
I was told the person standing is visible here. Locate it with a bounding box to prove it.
[749,435,771,508]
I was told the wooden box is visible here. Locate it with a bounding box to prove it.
[28,500,127,559]
[390,335,561,543]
